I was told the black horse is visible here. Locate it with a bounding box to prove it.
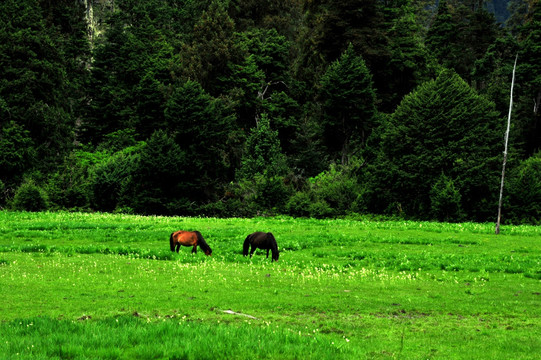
[243,232,279,262]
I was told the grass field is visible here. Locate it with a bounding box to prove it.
[0,211,540,359]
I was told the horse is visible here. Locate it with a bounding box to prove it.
[169,230,212,256]
[243,232,279,262]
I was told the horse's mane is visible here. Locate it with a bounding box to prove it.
[194,231,212,254]
[266,232,278,250]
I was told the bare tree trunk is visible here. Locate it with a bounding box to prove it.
[496,54,518,235]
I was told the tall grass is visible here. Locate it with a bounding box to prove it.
[1,317,350,360]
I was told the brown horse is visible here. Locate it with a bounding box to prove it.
[243,232,279,262]
[169,230,212,255]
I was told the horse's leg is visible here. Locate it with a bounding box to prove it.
[176,244,180,253]
[250,245,255,258]
[192,245,197,254]
[266,249,270,258]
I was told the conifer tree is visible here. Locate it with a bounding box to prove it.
[367,70,502,220]
[319,44,377,164]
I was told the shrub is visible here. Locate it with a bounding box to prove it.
[430,174,463,222]
[90,146,142,212]
[285,191,314,217]
[505,154,541,224]
[309,163,360,213]
[12,181,49,211]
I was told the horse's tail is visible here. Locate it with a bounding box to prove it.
[243,235,251,256]
[169,232,175,252]
[195,231,212,255]
[267,232,279,261]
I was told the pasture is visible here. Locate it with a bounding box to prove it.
[0,211,540,359]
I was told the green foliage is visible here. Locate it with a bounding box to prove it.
[286,162,363,218]
[165,80,235,201]
[234,114,291,213]
[237,114,288,180]
[129,130,189,215]
[368,69,502,220]
[12,181,49,212]
[235,28,290,82]
[430,173,463,222]
[90,145,142,213]
[44,150,108,211]
[0,180,5,207]
[386,3,433,109]
[285,191,315,217]
[2,0,541,224]
[426,1,501,83]
[514,2,541,156]
[0,121,36,185]
[178,0,239,94]
[319,44,377,163]
[0,0,85,175]
[505,153,541,224]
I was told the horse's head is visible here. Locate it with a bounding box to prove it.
[272,249,279,262]
[204,248,212,256]
[169,233,175,252]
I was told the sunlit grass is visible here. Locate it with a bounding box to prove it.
[0,211,540,359]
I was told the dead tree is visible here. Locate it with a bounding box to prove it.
[495,55,518,235]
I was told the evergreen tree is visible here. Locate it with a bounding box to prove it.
[506,0,529,35]
[236,114,290,211]
[130,130,189,215]
[82,1,179,145]
[386,2,433,110]
[427,0,501,83]
[366,70,502,221]
[0,0,84,176]
[319,44,377,164]
[515,1,541,156]
[0,121,36,187]
[295,0,390,98]
[178,0,240,96]
[164,80,236,201]
[426,1,462,71]
[237,114,288,180]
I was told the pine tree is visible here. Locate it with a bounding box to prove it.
[237,114,288,180]
[164,80,236,201]
[367,69,502,220]
[0,0,83,175]
[515,1,541,155]
[319,44,377,164]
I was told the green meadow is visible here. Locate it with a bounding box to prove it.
[0,211,540,359]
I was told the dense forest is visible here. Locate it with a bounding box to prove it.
[1,0,540,224]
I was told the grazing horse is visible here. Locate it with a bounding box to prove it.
[243,232,279,262]
[169,230,212,256]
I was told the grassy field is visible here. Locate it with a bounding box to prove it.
[0,211,540,359]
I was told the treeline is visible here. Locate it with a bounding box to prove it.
[0,0,540,224]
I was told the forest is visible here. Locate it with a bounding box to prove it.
[0,0,540,224]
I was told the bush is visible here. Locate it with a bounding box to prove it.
[90,146,141,213]
[285,191,314,217]
[430,174,463,222]
[505,154,541,224]
[12,181,49,211]
[309,163,360,213]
